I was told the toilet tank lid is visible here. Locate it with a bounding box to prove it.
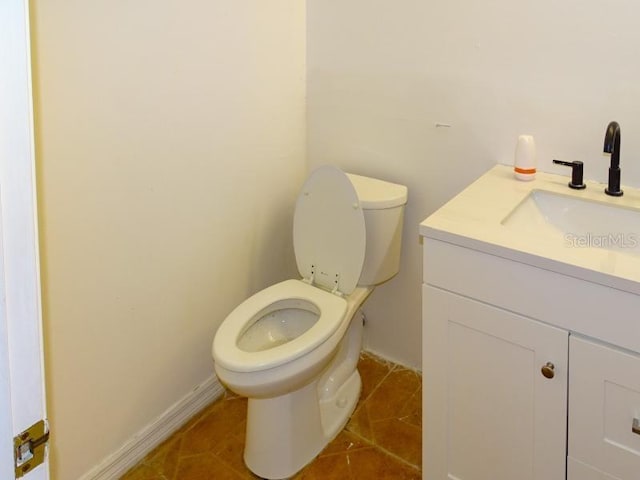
[346,173,408,209]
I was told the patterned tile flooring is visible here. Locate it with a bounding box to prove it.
[121,352,421,479]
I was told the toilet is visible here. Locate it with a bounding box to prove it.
[212,165,407,479]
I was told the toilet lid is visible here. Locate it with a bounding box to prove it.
[293,166,366,295]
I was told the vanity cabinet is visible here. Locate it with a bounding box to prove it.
[422,238,640,480]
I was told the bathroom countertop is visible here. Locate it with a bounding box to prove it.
[420,164,640,296]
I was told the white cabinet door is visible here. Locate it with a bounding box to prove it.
[423,286,568,480]
[568,335,640,480]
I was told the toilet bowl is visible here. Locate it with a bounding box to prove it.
[214,279,372,398]
[212,165,407,479]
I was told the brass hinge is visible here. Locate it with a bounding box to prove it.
[13,420,49,478]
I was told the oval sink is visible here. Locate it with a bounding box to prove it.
[502,190,640,256]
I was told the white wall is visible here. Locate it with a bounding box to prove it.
[31,1,305,478]
[307,0,640,369]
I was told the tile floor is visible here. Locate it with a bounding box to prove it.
[121,352,421,479]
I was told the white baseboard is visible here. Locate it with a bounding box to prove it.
[78,375,224,480]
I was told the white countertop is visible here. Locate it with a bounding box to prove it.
[420,164,640,295]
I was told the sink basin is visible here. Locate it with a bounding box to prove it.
[502,190,640,256]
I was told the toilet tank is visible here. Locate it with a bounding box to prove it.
[346,173,408,286]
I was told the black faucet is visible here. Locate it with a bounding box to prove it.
[603,121,623,196]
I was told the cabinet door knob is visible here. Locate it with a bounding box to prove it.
[633,418,640,435]
[541,362,555,379]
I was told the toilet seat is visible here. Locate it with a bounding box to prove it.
[213,279,348,373]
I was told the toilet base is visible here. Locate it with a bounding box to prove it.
[243,370,361,480]
[319,368,361,443]
[241,310,366,479]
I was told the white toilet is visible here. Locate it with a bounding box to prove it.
[212,165,407,479]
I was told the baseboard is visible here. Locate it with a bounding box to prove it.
[78,375,225,480]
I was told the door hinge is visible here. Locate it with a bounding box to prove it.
[13,419,49,478]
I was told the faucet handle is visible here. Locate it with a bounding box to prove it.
[553,160,586,190]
